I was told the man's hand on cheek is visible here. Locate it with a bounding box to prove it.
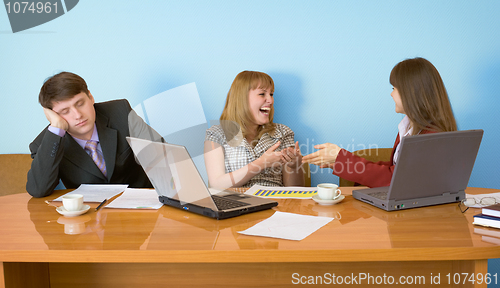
[44,108,69,131]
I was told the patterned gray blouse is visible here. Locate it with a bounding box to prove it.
[205,123,295,187]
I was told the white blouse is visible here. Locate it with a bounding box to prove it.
[393,116,413,165]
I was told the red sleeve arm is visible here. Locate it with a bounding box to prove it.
[332,149,395,188]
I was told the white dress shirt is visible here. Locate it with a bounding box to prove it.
[393,116,413,165]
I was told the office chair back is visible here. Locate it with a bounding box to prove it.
[0,154,32,196]
[303,163,311,187]
[338,148,392,187]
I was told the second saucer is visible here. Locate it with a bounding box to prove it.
[312,194,345,206]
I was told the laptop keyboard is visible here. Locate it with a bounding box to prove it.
[212,195,249,210]
[368,191,389,200]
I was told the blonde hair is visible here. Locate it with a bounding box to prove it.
[220,71,276,142]
[390,57,457,134]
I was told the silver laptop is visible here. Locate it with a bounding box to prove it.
[352,130,483,211]
[126,137,278,219]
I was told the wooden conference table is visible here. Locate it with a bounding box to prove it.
[1,187,500,288]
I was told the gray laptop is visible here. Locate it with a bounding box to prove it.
[126,137,278,219]
[352,130,483,211]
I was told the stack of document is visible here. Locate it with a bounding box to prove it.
[105,188,163,209]
[54,184,163,210]
[53,184,129,202]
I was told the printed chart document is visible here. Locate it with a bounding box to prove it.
[105,188,163,209]
[53,184,129,202]
[238,211,334,241]
[244,185,318,199]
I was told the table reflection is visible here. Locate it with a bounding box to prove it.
[25,190,476,252]
[27,196,160,250]
[57,215,91,235]
[147,206,279,250]
[350,200,473,248]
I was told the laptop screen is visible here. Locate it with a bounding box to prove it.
[389,130,483,200]
[127,137,218,211]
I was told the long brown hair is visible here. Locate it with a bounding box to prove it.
[220,71,276,141]
[390,57,457,134]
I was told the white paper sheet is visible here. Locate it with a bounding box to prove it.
[238,211,334,241]
[244,185,318,199]
[53,184,129,202]
[105,188,163,209]
[465,192,500,208]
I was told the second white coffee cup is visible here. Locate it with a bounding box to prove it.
[62,194,84,211]
[317,183,341,200]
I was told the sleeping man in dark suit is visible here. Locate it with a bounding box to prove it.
[27,72,162,198]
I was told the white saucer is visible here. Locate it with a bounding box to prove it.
[56,205,91,217]
[312,194,345,206]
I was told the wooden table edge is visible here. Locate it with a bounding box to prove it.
[1,247,499,263]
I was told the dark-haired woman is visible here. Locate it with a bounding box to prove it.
[303,57,457,188]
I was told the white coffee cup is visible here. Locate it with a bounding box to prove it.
[317,183,341,200]
[62,194,84,211]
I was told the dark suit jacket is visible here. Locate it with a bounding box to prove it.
[27,99,160,198]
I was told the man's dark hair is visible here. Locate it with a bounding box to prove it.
[39,72,90,109]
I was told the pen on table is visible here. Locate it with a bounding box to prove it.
[95,199,107,211]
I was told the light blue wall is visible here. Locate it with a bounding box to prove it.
[1,0,499,189]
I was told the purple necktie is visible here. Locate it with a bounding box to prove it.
[85,140,107,177]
